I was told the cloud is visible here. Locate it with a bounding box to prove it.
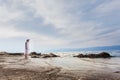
[0,0,120,51]
[0,4,24,23]
[0,23,67,48]
[0,2,25,38]
[94,0,120,15]
[21,0,101,41]
[0,25,24,38]
[0,1,67,48]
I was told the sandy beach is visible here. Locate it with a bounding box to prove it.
[0,54,120,80]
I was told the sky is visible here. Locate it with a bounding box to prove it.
[0,0,120,52]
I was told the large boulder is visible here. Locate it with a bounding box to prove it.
[0,52,8,55]
[74,52,111,58]
[0,52,24,56]
[30,52,37,55]
[97,52,111,58]
[49,53,60,57]
[41,53,60,58]
[30,52,60,58]
[74,54,85,58]
[8,53,23,56]
[31,55,40,58]
[30,52,41,58]
[30,52,41,56]
[87,54,97,58]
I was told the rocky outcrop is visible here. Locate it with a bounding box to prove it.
[30,52,60,58]
[97,52,111,58]
[30,52,41,58]
[30,52,41,56]
[31,55,40,58]
[8,53,23,56]
[73,54,86,58]
[41,53,60,58]
[74,52,111,58]
[30,52,37,55]
[0,52,23,56]
[0,52,8,55]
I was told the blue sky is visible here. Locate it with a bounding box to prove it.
[0,0,120,52]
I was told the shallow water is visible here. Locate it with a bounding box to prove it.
[30,56,120,72]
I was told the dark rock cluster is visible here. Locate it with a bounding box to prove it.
[0,51,112,58]
[0,52,23,56]
[30,52,41,58]
[30,52,60,58]
[74,52,111,58]
[41,53,60,58]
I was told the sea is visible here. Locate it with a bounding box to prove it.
[30,46,120,72]
[42,45,120,57]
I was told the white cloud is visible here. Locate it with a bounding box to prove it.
[21,0,101,41]
[0,23,67,48]
[0,3,25,38]
[95,0,120,14]
[0,1,67,48]
[0,5,24,23]
[0,0,119,50]
[19,0,120,48]
[0,24,24,38]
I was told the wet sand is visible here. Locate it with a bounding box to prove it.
[0,55,120,80]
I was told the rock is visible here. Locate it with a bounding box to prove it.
[97,52,111,58]
[30,52,37,55]
[0,52,24,56]
[41,54,51,58]
[30,52,41,58]
[8,53,23,56]
[31,55,40,58]
[49,53,60,57]
[30,52,60,58]
[0,52,8,55]
[114,71,120,73]
[74,52,111,58]
[41,53,60,58]
[30,52,41,56]
[74,54,85,58]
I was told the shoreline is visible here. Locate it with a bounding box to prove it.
[0,55,120,80]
